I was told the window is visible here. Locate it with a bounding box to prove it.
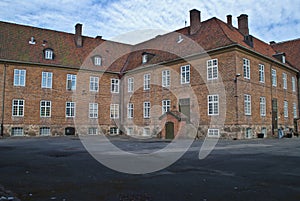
[144,102,150,118]
[162,70,170,87]
[292,77,296,92]
[89,103,98,118]
[284,101,288,118]
[181,65,190,84]
[243,58,250,79]
[110,127,119,135]
[127,127,133,135]
[293,103,297,118]
[110,104,119,119]
[14,69,26,86]
[143,128,151,136]
[111,79,119,93]
[11,127,24,136]
[272,69,277,87]
[162,100,171,114]
[128,77,134,92]
[144,74,150,90]
[207,59,218,80]
[208,95,219,115]
[260,97,266,117]
[142,54,148,64]
[41,72,52,88]
[40,127,51,136]
[259,64,265,83]
[40,100,51,117]
[88,128,98,135]
[67,74,76,90]
[45,49,53,60]
[283,73,287,89]
[207,129,220,137]
[12,99,24,117]
[127,103,134,119]
[66,102,75,117]
[94,56,102,66]
[90,76,99,92]
[245,128,252,139]
[244,94,251,115]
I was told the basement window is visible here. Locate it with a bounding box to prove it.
[11,127,24,136]
[110,127,119,135]
[44,49,54,60]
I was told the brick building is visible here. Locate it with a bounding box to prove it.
[0,9,299,139]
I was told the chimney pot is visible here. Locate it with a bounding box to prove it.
[227,15,232,26]
[238,14,249,36]
[189,9,201,35]
[75,23,83,47]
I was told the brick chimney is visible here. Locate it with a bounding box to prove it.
[75,23,83,47]
[227,15,232,26]
[189,9,201,35]
[237,14,249,36]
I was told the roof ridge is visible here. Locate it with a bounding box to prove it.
[213,17,236,44]
[273,37,300,45]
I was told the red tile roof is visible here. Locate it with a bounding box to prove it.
[271,38,300,70]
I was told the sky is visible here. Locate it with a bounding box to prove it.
[0,0,300,44]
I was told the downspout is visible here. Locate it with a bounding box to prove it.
[1,63,7,136]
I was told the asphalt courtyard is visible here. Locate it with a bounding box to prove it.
[0,136,300,201]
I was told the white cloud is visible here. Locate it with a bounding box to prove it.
[0,0,299,44]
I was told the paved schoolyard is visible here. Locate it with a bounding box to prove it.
[0,136,300,201]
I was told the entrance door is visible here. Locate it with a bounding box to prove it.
[165,122,174,139]
[272,98,278,134]
[179,98,190,122]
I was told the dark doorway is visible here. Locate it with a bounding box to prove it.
[165,122,174,139]
[272,98,278,134]
[65,127,75,135]
[179,98,190,122]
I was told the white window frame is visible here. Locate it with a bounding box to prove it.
[162,100,171,114]
[41,72,53,89]
[89,103,98,118]
[259,64,265,83]
[110,127,119,135]
[45,49,53,60]
[66,74,76,90]
[110,104,119,119]
[244,94,251,115]
[260,97,266,117]
[94,56,102,66]
[144,74,150,90]
[272,69,277,87]
[142,54,148,64]
[207,59,218,80]
[66,102,76,117]
[292,77,296,92]
[207,129,220,137]
[11,127,24,136]
[89,76,99,92]
[245,128,252,139]
[128,77,134,92]
[40,100,51,117]
[181,65,190,84]
[14,69,26,87]
[127,127,133,135]
[283,73,287,89]
[208,95,219,115]
[162,70,170,87]
[127,103,134,119]
[40,127,51,136]
[284,100,288,118]
[111,78,119,93]
[144,102,150,118]
[293,103,297,118]
[143,128,151,136]
[243,58,250,79]
[88,127,98,135]
[12,99,24,117]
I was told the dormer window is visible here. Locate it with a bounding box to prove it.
[94,56,102,66]
[29,36,36,45]
[142,54,148,64]
[44,49,54,60]
[282,55,286,63]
